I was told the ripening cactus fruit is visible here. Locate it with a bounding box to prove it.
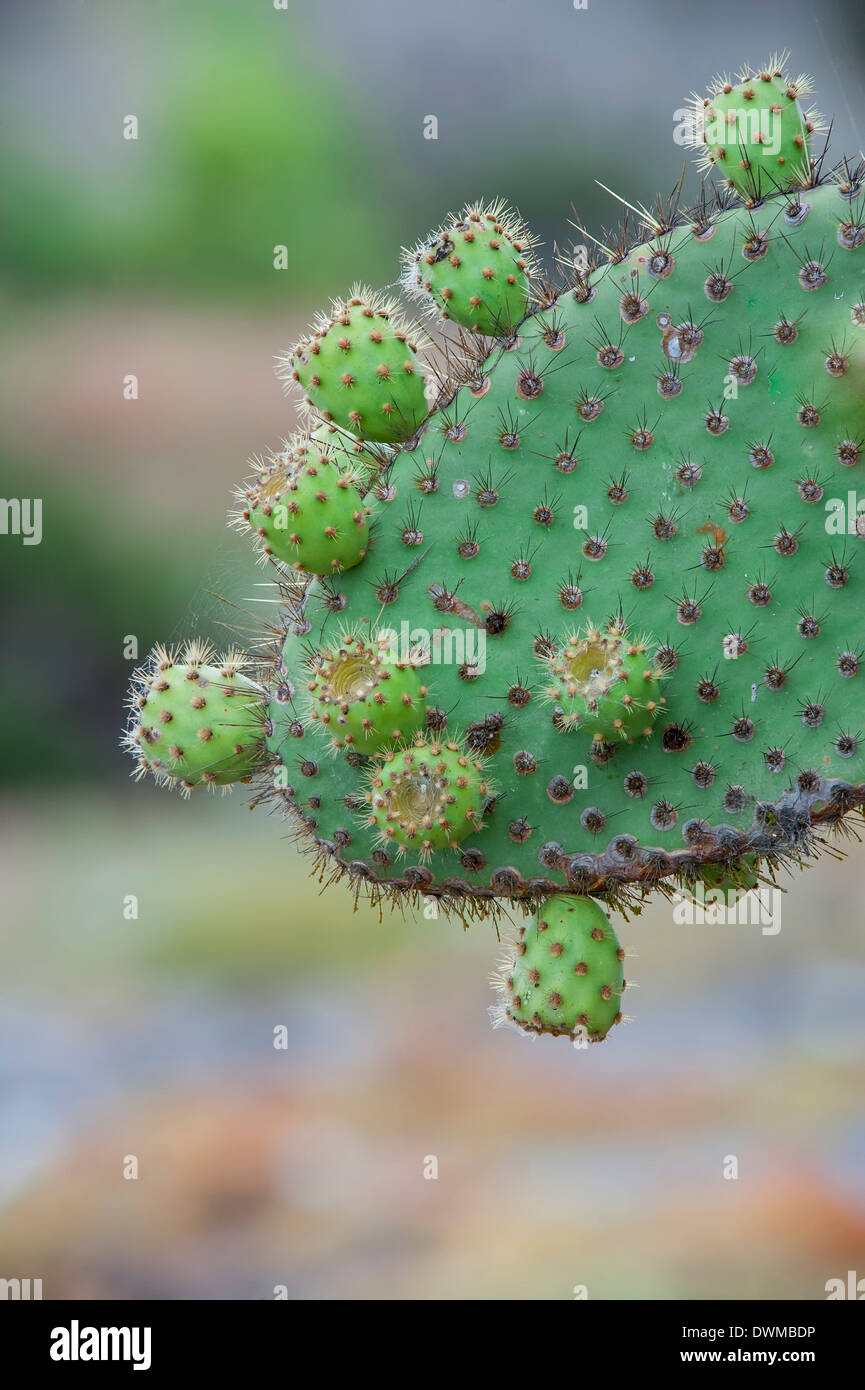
[686,54,822,200]
[123,642,264,793]
[494,895,626,1042]
[234,442,371,574]
[401,198,535,336]
[123,51,865,1044]
[278,288,430,444]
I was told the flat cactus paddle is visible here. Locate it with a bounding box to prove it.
[123,53,865,1042]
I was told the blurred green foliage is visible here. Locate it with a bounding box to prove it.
[0,1,387,298]
[4,0,864,797]
[0,464,228,784]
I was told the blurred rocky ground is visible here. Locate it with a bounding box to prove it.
[1,793,864,1299]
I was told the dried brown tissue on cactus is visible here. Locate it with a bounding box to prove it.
[122,51,865,1045]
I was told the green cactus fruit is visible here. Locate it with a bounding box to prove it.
[687,52,823,199]
[265,160,865,907]
[365,737,491,855]
[235,446,370,575]
[540,620,666,741]
[401,198,535,337]
[497,895,625,1042]
[279,287,430,444]
[123,641,264,793]
[306,631,429,752]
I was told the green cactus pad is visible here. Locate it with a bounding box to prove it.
[236,446,370,575]
[401,199,535,337]
[279,288,430,444]
[365,737,491,855]
[540,620,666,741]
[306,632,429,753]
[497,895,625,1041]
[125,52,865,1044]
[687,54,822,199]
[261,170,865,906]
[124,642,264,792]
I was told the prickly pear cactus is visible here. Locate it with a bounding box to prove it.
[124,54,865,1043]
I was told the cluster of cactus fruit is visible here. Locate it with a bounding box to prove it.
[124,54,865,1044]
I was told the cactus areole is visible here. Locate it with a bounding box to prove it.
[123,55,865,1042]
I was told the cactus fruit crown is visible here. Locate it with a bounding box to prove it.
[124,53,865,1041]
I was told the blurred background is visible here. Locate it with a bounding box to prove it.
[2,0,865,1300]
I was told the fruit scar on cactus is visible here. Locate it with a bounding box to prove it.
[364,735,492,858]
[539,621,666,740]
[122,641,265,796]
[123,53,865,1043]
[306,631,429,753]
